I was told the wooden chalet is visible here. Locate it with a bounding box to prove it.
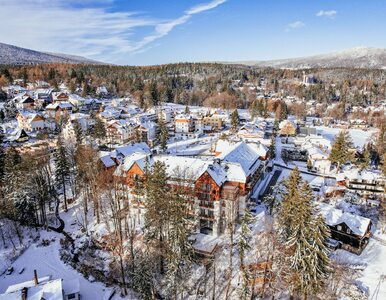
[319,203,372,254]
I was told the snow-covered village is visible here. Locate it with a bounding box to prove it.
[1,1,386,300]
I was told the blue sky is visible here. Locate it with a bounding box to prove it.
[1,0,386,65]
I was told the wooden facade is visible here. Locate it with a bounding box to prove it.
[328,221,372,254]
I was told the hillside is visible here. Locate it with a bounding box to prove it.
[236,47,386,69]
[0,42,103,65]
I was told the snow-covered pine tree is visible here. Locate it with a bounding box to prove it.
[329,130,354,171]
[55,137,71,212]
[238,267,251,300]
[284,181,331,298]
[158,118,168,152]
[231,109,239,132]
[277,167,302,241]
[0,134,5,184]
[237,209,254,300]
[269,136,276,159]
[92,116,106,142]
[143,161,170,275]
[238,209,254,269]
[1,147,23,219]
[73,120,83,146]
[307,213,331,295]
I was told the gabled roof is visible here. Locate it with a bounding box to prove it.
[46,102,73,110]
[113,152,151,177]
[17,110,45,123]
[100,155,116,168]
[1,277,63,300]
[218,142,262,177]
[318,203,371,236]
[154,156,227,187]
[115,142,151,158]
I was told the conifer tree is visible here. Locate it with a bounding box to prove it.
[92,116,106,142]
[143,161,170,274]
[231,109,239,132]
[360,145,371,170]
[0,134,5,184]
[237,209,254,300]
[256,99,265,117]
[382,153,386,177]
[277,170,331,298]
[376,124,386,157]
[55,137,70,212]
[73,120,83,146]
[238,209,254,269]
[158,119,168,152]
[277,167,302,240]
[1,147,22,219]
[329,130,353,171]
[269,136,276,159]
[249,100,258,119]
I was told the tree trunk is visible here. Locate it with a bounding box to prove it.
[62,175,68,212]
[212,259,216,300]
[119,253,128,296]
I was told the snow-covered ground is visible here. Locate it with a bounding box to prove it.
[333,238,386,298]
[0,229,131,300]
[313,126,377,148]
[165,135,218,156]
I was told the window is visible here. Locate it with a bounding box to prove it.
[67,294,77,299]
[337,225,342,231]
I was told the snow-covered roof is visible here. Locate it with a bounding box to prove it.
[46,102,73,110]
[1,278,63,300]
[115,152,150,176]
[339,168,383,182]
[62,278,80,296]
[318,203,371,236]
[218,142,262,177]
[154,156,227,186]
[115,142,150,158]
[309,176,325,188]
[100,155,116,168]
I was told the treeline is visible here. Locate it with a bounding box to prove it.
[1,64,386,110]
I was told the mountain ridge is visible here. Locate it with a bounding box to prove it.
[230,47,386,69]
[0,42,104,65]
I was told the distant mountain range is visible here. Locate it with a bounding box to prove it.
[0,42,103,65]
[234,47,386,69]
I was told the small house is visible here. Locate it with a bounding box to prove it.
[319,203,372,254]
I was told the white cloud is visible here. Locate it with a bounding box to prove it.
[186,0,227,15]
[316,10,337,19]
[286,21,305,31]
[0,0,227,63]
[130,0,227,56]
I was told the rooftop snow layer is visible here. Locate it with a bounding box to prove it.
[319,203,371,236]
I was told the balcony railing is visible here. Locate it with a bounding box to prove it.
[199,201,214,209]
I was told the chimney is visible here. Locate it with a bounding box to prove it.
[21,287,28,300]
[33,269,38,286]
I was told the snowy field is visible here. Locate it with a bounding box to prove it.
[333,238,386,299]
[313,126,377,148]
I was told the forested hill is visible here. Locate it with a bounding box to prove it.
[1,63,386,111]
[0,42,103,65]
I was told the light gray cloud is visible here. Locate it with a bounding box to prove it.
[286,21,305,31]
[0,0,227,63]
[316,10,337,19]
